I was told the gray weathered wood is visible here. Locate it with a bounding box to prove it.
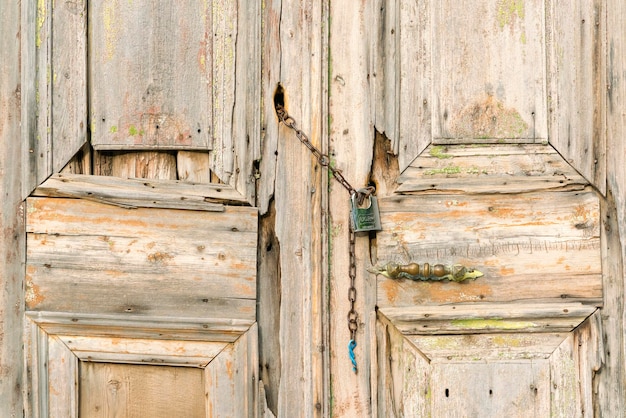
[0,1,25,414]
[328,1,376,416]
[48,336,78,417]
[89,1,212,150]
[397,144,588,194]
[547,0,606,195]
[379,303,597,335]
[34,173,248,209]
[26,197,256,321]
[432,0,547,143]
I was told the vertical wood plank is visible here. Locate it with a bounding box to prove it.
[89,1,211,150]
[48,336,78,417]
[550,333,580,417]
[603,0,626,414]
[398,0,431,170]
[177,151,212,183]
[51,0,87,174]
[0,0,25,414]
[548,0,606,195]
[329,1,376,416]
[106,151,178,180]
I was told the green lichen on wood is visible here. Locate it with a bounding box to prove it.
[451,318,536,330]
[496,0,525,29]
[423,166,461,176]
[429,146,453,159]
[36,0,47,48]
[128,125,138,136]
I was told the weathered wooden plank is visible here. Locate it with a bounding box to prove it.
[548,0,606,195]
[430,360,551,417]
[210,0,261,204]
[380,303,597,335]
[89,1,211,150]
[108,151,177,180]
[376,313,430,418]
[602,0,626,414]
[34,173,248,209]
[28,311,252,343]
[205,324,258,418]
[432,0,547,143]
[409,332,569,362]
[58,335,227,367]
[80,363,205,417]
[376,189,602,306]
[0,0,25,413]
[398,0,431,170]
[574,311,603,417]
[177,151,212,183]
[397,144,588,194]
[328,1,376,416]
[48,336,78,418]
[550,333,579,417]
[51,0,88,174]
[60,144,91,175]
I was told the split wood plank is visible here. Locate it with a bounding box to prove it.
[548,0,606,195]
[33,173,248,210]
[376,189,602,306]
[80,362,205,417]
[397,144,588,194]
[0,0,25,413]
[432,0,547,143]
[379,303,597,335]
[328,1,377,416]
[26,197,256,323]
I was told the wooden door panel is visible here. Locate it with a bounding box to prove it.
[376,312,602,417]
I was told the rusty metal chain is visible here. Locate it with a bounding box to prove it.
[276,101,370,373]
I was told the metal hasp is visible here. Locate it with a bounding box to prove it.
[368,262,483,283]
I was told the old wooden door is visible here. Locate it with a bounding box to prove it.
[22,1,261,416]
[361,1,606,416]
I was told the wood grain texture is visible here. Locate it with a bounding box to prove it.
[80,362,205,417]
[262,1,328,416]
[34,173,247,210]
[177,151,212,183]
[379,303,597,335]
[602,0,626,414]
[397,144,588,194]
[107,151,177,180]
[26,197,257,321]
[328,1,376,416]
[376,189,602,306]
[547,0,606,195]
[89,1,211,150]
[0,0,25,414]
[48,336,78,417]
[432,0,547,143]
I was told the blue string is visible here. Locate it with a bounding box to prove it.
[348,339,357,373]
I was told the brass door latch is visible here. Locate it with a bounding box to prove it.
[368,262,483,283]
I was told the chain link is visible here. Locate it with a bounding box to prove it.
[276,102,371,372]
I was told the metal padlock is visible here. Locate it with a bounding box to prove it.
[350,194,382,232]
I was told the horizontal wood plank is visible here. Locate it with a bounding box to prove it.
[409,333,569,362]
[59,335,227,367]
[27,312,252,343]
[376,189,602,306]
[33,173,249,209]
[379,303,596,335]
[26,197,257,322]
[397,144,588,194]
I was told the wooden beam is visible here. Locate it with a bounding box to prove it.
[0,0,25,414]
